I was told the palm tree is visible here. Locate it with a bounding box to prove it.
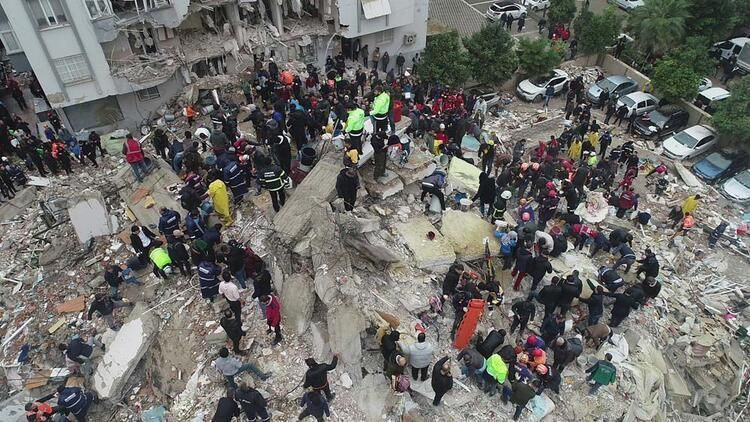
[627,0,691,58]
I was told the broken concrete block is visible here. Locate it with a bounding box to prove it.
[327,305,365,374]
[88,275,105,288]
[280,273,315,335]
[273,154,341,244]
[355,217,381,233]
[395,216,456,270]
[440,209,495,261]
[446,157,481,197]
[344,238,401,265]
[310,202,351,305]
[361,168,404,199]
[206,325,228,345]
[92,302,160,400]
[310,321,332,363]
[115,160,183,228]
[0,187,36,222]
[354,374,391,422]
[388,147,437,186]
[340,372,353,389]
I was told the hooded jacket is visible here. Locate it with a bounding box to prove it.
[303,356,338,389]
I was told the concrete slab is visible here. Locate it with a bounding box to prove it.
[355,374,391,422]
[387,147,437,186]
[310,202,351,305]
[68,193,120,243]
[395,216,456,270]
[280,273,316,335]
[0,187,36,222]
[327,305,365,375]
[441,209,495,261]
[115,160,182,229]
[0,390,33,422]
[92,302,160,400]
[273,153,341,244]
[409,378,474,408]
[310,321,333,363]
[446,157,481,197]
[361,166,404,199]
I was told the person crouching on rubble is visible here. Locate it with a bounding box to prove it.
[148,240,173,279]
[87,292,132,331]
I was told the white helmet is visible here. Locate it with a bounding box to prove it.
[501,190,512,200]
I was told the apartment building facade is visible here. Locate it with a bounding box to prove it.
[0,0,427,134]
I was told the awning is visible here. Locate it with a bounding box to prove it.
[361,0,391,19]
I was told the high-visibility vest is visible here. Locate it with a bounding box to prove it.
[149,247,172,269]
[371,92,390,117]
[124,138,144,163]
[346,108,365,133]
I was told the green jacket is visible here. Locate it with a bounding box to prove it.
[150,247,172,269]
[241,80,253,94]
[589,360,617,385]
[486,354,508,384]
[371,92,390,116]
[345,108,366,133]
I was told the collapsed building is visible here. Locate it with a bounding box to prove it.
[0,0,427,133]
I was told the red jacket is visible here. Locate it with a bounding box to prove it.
[619,191,636,209]
[123,138,144,163]
[266,295,281,327]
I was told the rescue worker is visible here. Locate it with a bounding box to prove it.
[198,258,221,302]
[345,102,365,153]
[122,133,149,182]
[234,383,271,422]
[167,230,192,276]
[148,240,173,279]
[420,166,447,211]
[258,157,287,212]
[336,167,359,211]
[303,355,339,401]
[208,173,234,226]
[371,85,391,133]
[222,159,249,204]
[158,207,180,240]
[492,190,512,223]
[55,385,97,422]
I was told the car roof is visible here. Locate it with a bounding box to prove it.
[622,91,657,102]
[553,69,569,78]
[653,104,685,115]
[684,125,717,138]
[700,87,731,100]
[606,75,633,84]
[729,37,750,44]
[492,1,515,7]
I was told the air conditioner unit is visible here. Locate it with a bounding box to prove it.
[403,32,417,46]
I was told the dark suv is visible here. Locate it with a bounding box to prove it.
[632,105,689,140]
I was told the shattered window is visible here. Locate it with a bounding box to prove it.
[27,0,68,28]
[136,86,160,101]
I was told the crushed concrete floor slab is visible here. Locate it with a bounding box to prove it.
[446,157,482,197]
[0,187,37,222]
[361,166,404,200]
[115,160,182,228]
[68,193,119,243]
[409,378,475,408]
[441,209,496,261]
[92,302,160,400]
[395,216,456,270]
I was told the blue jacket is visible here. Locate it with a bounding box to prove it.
[185,214,206,238]
[57,387,90,416]
[158,209,180,235]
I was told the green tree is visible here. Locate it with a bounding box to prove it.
[685,0,737,42]
[573,7,624,55]
[665,36,716,77]
[548,0,577,27]
[627,0,691,58]
[712,76,750,147]
[651,59,700,101]
[416,31,470,87]
[463,24,518,86]
[517,38,563,77]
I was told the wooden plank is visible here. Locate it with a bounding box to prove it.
[25,369,51,390]
[55,296,86,314]
[48,317,67,334]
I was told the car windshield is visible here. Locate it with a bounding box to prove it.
[646,111,668,127]
[531,75,553,87]
[735,171,750,189]
[672,131,699,148]
[597,78,619,91]
[620,96,636,107]
[696,94,711,105]
[705,153,732,170]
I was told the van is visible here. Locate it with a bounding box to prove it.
[710,37,750,60]
[694,87,731,114]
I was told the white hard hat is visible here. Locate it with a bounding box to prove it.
[501,190,512,200]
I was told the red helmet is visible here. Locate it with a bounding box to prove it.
[548,190,558,198]
[533,348,544,357]
[546,181,556,190]
[527,335,537,344]
[521,163,529,171]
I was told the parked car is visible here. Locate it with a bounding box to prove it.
[586,75,639,105]
[520,0,550,11]
[694,87,731,115]
[710,37,750,60]
[516,69,569,102]
[486,1,527,21]
[662,125,718,160]
[616,91,659,117]
[721,169,750,204]
[698,77,712,92]
[692,150,748,184]
[632,105,689,140]
[609,0,645,11]
[468,86,504,114]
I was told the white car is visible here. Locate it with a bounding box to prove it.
[694,87,731,115]
[486,1,527,21]
[610,0,645,11]
[721,169,750,204]
[516,69,569,102]
[710,37,750,60]
[662,125,718,160]
[520,0,550,11]
[698,78,712,92]
[616,91,659,117]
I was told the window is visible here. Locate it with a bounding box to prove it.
[136,87,160,101]
[54,55,91,85]
[0,31,21,54]
[84,0,112,19]
[375,29,393,45]
[27,0,68,28]
[361,0,391,20]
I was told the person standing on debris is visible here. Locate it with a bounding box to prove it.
[431,356,454,406]
[214,347,271,389]
[616,187,637,218]
[87,292,131,330]
[550,335,583,373]
[605,290,638,327]
[528,251,553,291]
[211,389,240,422]
[220,270,243,321]
[510,294,536,335]
[482,354,508,396]
[58,334,103,375]
[681,194,701,215]
[122,133,149,183]
[234,383,270,422]
[381,51,390,72]
[185,208,207,239]
[579,285,605,325]
[167,230,192,276]
[158,207,181,240]
[499,230,517,270]
[152,128,170,161]
[502,378,538,420]
[258,156,287,213]
[336,167,360,211]
[221,309,246,354]
[420,166,447,211]
[473,172,496,218]
[223,159,249,204]
[262,294,283,345]
[55,384,96,422]
[299,389,330,422]
[399,332,434,382]
[558,272,582,315]
[198,257,221,302]
[303,354,339,401]
[104,264,123,299]
[345,103,366,153]
[371,47,380,70]
[586,353,617,394]
[208,172,234,226]
[371,86,391,133]
[536,276,562,318]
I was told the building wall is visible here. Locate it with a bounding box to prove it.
[338,0,416,38]
[115,72,185,132]
[7,53,31,73]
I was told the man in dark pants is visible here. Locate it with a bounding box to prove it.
[220,309,246,354]
[372,129,388,179]
[303,354,339,401]
[211,390,240,422]
[335,167,359,211]
[420,167,447,210]
[502,378,539,420]
[219,271,242,320]
[259,159,286,212]
[613,104,629,126]
[235,383,271,422]
[536,276,562,318]
[431,356,453,406]
[450,290,471,339]
[510,295,536,335]
[579,285,604,325]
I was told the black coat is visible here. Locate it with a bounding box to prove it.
[512,300,536,322]
[536,284,562,307]
[528,255,553,279]
[220,315,245,340]
[303,356,338,389]
[252,270,273,299]
[336,169,359,200]
[211,397,240,422]
[431,356,453,394]
[580,292,604,316]
[168,240,190,263]
[473,173,496,202]
[130,227,157,254]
